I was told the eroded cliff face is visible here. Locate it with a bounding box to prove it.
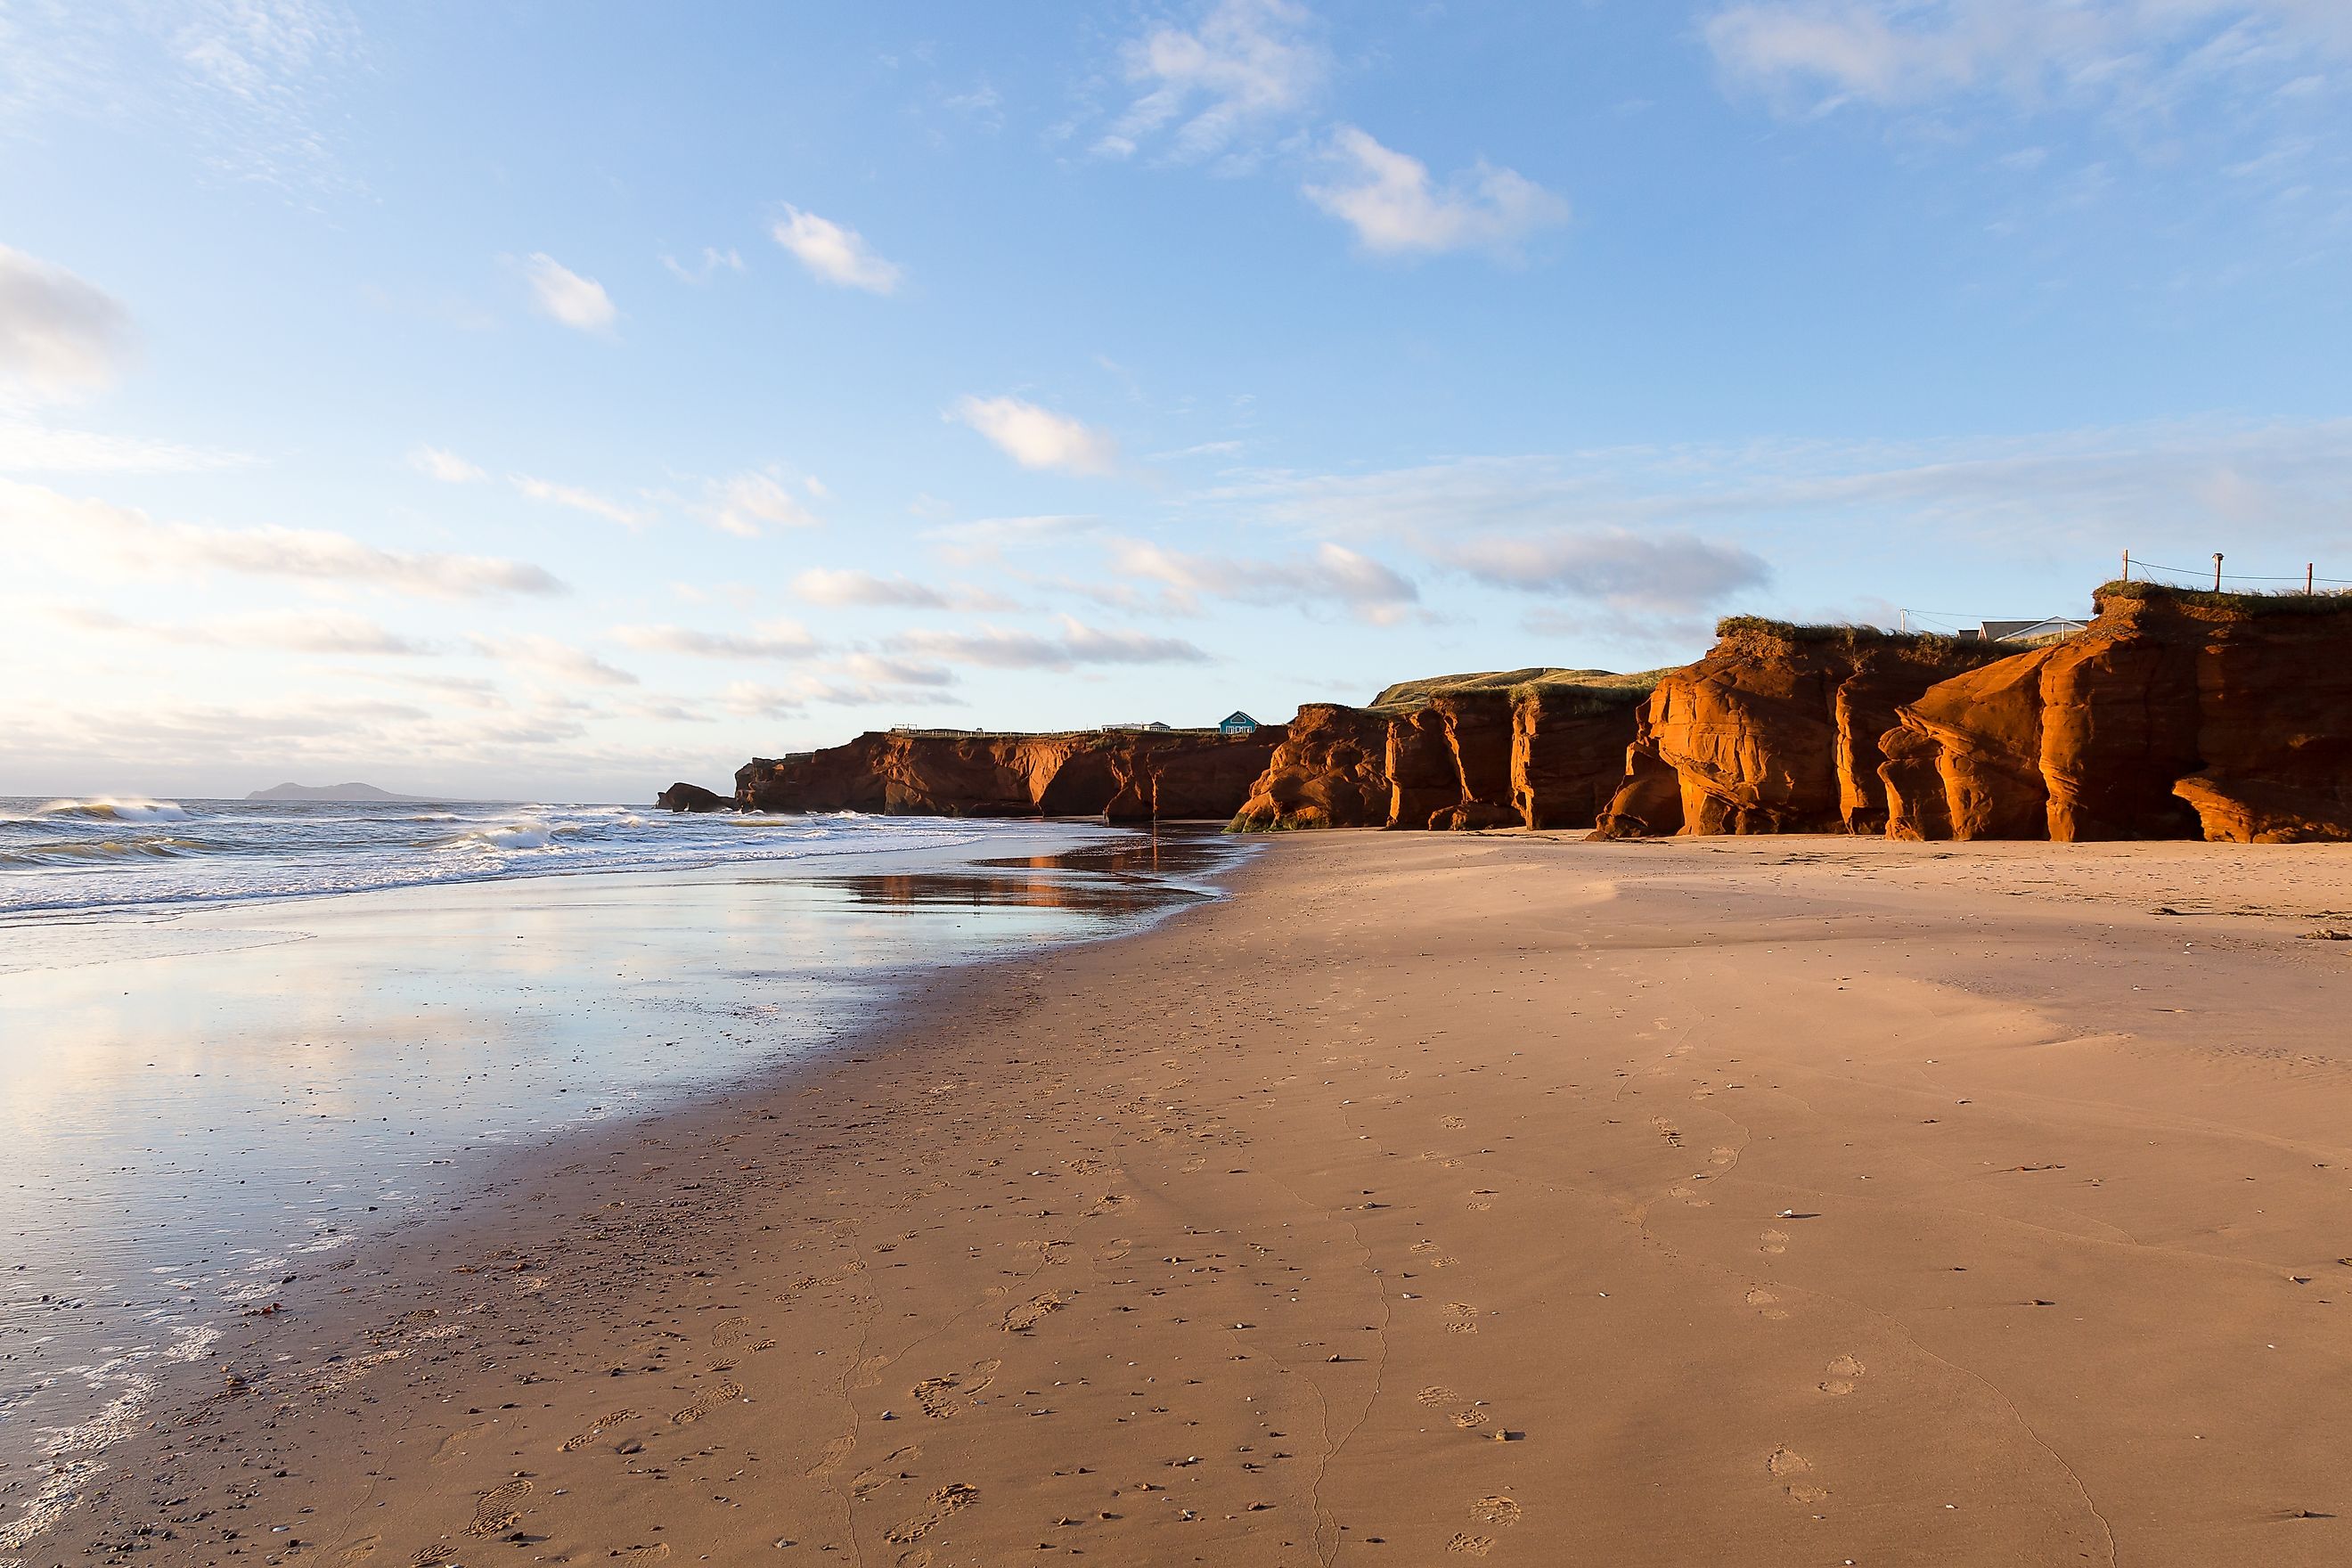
[1229,676,1651,833]
[1882,589,2352,843]
[1229,705,1392,830]
[736,727,1283,821]
[1596,625,2013,837]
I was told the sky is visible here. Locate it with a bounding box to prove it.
[3,0,2349,801]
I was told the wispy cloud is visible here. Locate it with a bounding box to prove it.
[511,473,649,527]
[46,602,435,656]
[408,445,486,483]
[1098,0,1327,163]
[789,568,1013,610]
[1107,538,1421,622]
[887,616,1209,670]
[1703,1,2352,118]
[0,243,135,400]
[0,421,249,474]
[613,620,822,660]
[951,396,1121,476]
[1304,127,1569,258]
[1451,529,1772,612]
[770,206,903,294]
[1,479,566,598]
[660,247,745,285]
[520,253,617,331]
[473,633,637,687]
[700,467,821,535]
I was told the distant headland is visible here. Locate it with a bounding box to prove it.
[245,782,438,803]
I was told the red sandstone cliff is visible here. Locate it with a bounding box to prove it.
[1882,586,2352,843]
[1230,671,1656,833]
[736,725,1284,821]
[1596,623,2015,837]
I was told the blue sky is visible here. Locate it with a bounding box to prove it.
[4,0,2349,798]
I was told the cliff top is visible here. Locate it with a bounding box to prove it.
[1368,666,1664,713]
[2094,580,2352,617]
[1712,617,2021,663]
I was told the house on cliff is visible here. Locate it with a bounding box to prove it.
[1219,711,1261,736]
[1962,617,2090,644]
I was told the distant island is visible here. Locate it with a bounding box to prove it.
[245,782,439,803]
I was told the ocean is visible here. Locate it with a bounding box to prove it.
[0,798,1243,1556]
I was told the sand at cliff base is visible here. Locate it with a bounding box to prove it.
[26,833,2352,1567]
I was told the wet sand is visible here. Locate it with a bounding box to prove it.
[20,831,2352,1567]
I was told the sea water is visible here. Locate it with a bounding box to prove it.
[0,800,1244,1555]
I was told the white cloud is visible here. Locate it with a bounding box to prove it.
[951,396,1121,476]
[408,445,486,483]
[0,243,135,399]
[614,620,822,660]
[788,568,1012,610]
[888,616,1209,670]
[1703,0,2352,114]
[0,479,566,598]
[1304,127,1569,258]
[1108,538,1420,621]
[723,661,965,716]
[520,253,617,331]
[702,468,820,536]
[660,247,745,284]
[511,473,649,527]
[1100,0,1327,162]
[770,207,903,294]
[473,633,637,687]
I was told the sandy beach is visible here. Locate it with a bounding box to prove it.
[24,831,2352,1568]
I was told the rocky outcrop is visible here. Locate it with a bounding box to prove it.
[1882,586,2352,843]
[1230,671,1656,834]
[1228,705,1393,829]
[656,780,734,813]
[736,726,1284,821]
[1597,622,2015,837]
[1513,683,1656,830]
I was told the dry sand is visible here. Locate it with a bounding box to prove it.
[26,831,2352,1567]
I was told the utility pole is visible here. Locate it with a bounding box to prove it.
[2121,550,2130,583]
[2213,553,2225,592]
[2308,563,2316,594]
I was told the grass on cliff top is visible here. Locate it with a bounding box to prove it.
[2094,579,2352,615]
[1368,666,1665,712]
[1711,617,2022,660]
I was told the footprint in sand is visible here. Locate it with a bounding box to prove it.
[808,1433,858,1478]
[1446,1533,1494,1556]
[1650,1116,1684,1147]
[1417,1385,1459,1407]
[1452,1409,1490,1430]
[1097,1238,1133,1264]
[464,1478,533,1538]
[1469,1496,1521,1527]
[1466,1195,1495,1213]
[1744,1286,1789,1322]
[1768,1446,1829,1505]
[1442,1303,1480,1335]
[670,1376,744,1425]
[1440,1116,1468,1131]
[332,1535,379,1564]
[883,1483,980,1543]
[430,1423,495,1465]
[1002,1294,1068,1333]
[1085,1193,1131,1216]
[851,1446,923,1500]
[914,1360,1001,1418]
[1760,1229,1789,1256]
[610,1548,669,1564]
[894,1552,933,1568]
[1666,1184,1711,1208]
[1710,1147,1737,1167]
[1818,1355,1866,1397]
[559,1409,639,1452]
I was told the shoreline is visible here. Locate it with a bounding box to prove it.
[0,823,1242,1561]
[20,831,2352,1566]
